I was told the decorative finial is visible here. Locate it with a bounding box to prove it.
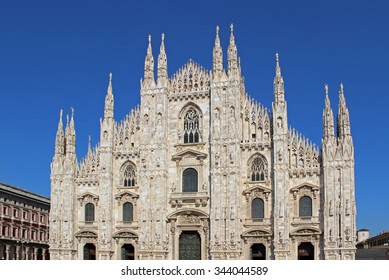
[66,114,69,125]
[324,83,328,95]
[216,25,219,34]
[71,107,74,118]
[340,83,344,94]
[60,109,63,119]
[230,23,234,33]
[148,34,151,43]
[88,135,91,151]
[161,33,165,42]
[276,52,279,63]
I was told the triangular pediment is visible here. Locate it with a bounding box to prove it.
[242,184,271,195]
[77,192,99,203]
[172,149,207,161]
[115,190,139,200]
[290,183,319,193]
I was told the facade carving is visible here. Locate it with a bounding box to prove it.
[49,25,356,260]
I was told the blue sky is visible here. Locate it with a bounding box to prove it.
[0,0,388,236]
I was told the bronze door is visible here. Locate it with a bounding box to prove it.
[179,231,201,260]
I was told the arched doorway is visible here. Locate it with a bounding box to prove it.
[83,243,96,260]
[179,231,201,260]
[121,244,135,260]
[251,243,266,260]
[298,242,314,260]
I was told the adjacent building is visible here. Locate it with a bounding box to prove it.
[0,182,50,260]
[356,230,389,260]
[49,25,357,260]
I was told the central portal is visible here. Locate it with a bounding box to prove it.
[179,231,201,260]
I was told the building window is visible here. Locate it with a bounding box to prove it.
[23,211,28,219]
[32,213,36,222]
[251,198,264,220]
[183,109,200,144]
[13,209,19,218]
[123,164,136,187]
[13,227,18,238]
[2,226,8,236]
[40,215,45,223]
[3,206,9,216]
[251,157,266,181]
[182,168,198,192]
[123,202,134,223]
[299,196,312,217]
[85,203,95,223]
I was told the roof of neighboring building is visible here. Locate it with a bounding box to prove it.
[0,182,50,205]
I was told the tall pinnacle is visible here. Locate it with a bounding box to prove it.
[104,72,114,119]
[273,53,285,103]
[55,109,65,155]
[157,33,168,83]
[323,84,335,140]
[227,23,238,75]
[144,34,155,86]
[213,25,223,74]
[337,83,351,138]
[65,108,76,155]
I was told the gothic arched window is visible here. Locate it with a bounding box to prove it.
[299,196,312,217]
[182,168,198,192]
[183,109,200,143]
[251,157,266,181]
[123,164,136,187]
[251,198,264,220]
[123,202,133,223]
[85,203,95,223]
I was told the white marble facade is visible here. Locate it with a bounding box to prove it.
[49,25,356,260]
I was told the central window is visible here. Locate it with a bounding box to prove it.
[184,109,200,143]
[182,168,198,192]
[250,156,267,181]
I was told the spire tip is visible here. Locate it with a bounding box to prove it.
[324,83,328,95]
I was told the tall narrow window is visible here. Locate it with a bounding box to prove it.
[123,202,133,223]
[299,196,312,217]
[251,157,266,181]
[251,198,264,220]
[184,109,200,144]
[85,203,95,223]
[182,168,198,192]
[123,164,136,187]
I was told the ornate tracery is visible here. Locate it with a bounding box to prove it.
[184,109,200,143]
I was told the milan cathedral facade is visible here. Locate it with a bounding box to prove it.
[49,26,356,260]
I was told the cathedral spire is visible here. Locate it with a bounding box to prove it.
[143,34,155,87]
[88,135,92,154]
[273,53,285,103]
[322,84,335,140]
[213,25,223,74]
[55,109,65,155]
[337,83,351,139]
[65,107,76,155]
[104,72,114,119]
[157,33,168,85]
[227,23,238,75]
